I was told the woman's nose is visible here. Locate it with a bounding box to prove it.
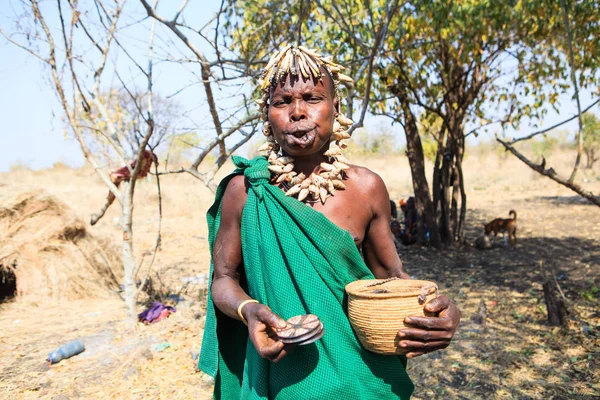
[290,100,306,121]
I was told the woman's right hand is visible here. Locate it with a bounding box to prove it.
[242,303,290,363]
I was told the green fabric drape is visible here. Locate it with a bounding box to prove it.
[199,156,414,399]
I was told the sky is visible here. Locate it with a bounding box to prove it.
[0,1,597,172]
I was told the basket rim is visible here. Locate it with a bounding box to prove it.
[345,278,438,299]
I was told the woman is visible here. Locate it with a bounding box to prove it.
[200,46,460,399]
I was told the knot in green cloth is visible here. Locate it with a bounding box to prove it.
[232,155,271,199]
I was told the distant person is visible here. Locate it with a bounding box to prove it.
[398,197,423,245]
[390,199,398,219]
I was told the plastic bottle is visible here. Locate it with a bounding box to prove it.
[46,339,85,365]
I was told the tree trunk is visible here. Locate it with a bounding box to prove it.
[389,79,442,247]
[454,133,467,242]
[450,166,459,240]
[438,135,454,245]
[400,104,442,248]
[121,182,138,330]
[456,156,467,242]
[543,279,568,327]
[405,127,439,246]
[585,148,597,169]
[432,138,443,220]
[437,115,468,245]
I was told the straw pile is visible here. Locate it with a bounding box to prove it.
[0,188,121,301]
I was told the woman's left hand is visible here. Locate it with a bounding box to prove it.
[396,295,461,358]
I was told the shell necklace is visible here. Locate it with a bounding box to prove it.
[266,141,351,204]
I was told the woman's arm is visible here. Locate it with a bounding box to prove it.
[361,173,409,279]
[360,173,460,359]
[211,175,288,362]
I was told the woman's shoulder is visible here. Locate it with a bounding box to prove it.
[220,175,249,217]
[346,164,388,192]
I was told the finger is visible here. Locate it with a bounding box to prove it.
[266,329,279,340]
[251,324,278,346]
[258,339,285,360]
[403,315,452,331]
[258,307,287,329]
[397,328,452,342]
[271,347,290,363]
[406,352,425,359]
[423,295,450,314]
[399,340,450,351]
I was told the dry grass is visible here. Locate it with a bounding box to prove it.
[0,188,121,301]
[0,148,599,399]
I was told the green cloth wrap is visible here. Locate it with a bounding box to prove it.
[199,156,414,399]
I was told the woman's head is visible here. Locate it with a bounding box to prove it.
[256,46,354,157]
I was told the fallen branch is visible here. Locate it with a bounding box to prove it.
[497,137,600,206]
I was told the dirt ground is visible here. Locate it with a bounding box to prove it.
[0,150,599,399]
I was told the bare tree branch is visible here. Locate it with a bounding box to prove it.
[135,159,163,298]
[129,3,157,189]
[173,0,190,22]
[508,98,600,145]
[560,0,584,183]
[191,112,260,169]
[27,0,123,202]
[349,0,400,134]
[138,0,229,166]
[0,28,49,62]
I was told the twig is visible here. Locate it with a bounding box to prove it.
[191,112,260,169]
[0,28,49,63]
[153,167,186,176]
[551,267,568,303]
[128,3,157,191]
[173,0,190,22]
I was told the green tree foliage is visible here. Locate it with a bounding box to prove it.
[582,112,600,168]
[163,131,202,167]
[531,135,559,159]
[417,113,443,163]
[347,126,400,157]
[224,0,600,245]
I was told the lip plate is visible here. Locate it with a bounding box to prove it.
[284,128,316,148]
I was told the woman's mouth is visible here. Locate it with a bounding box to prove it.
[285,128,316,147]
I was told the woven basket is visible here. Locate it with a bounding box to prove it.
[345,278,439,355]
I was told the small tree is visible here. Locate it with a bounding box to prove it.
[582,113,600,169]
[0,0,163,328]
[2,0,263,328]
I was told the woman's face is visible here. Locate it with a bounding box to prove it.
[267,71,337,157]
